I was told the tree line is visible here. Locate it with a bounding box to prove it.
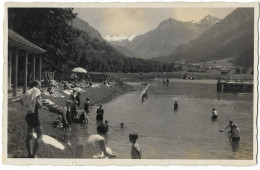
[8,8,181,74]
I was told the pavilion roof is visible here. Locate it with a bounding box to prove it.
[8,29,46,54]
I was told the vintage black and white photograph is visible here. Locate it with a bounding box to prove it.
[3,2,258,165]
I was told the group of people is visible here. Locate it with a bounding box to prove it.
[211,108,240,143]
[22,80,142,159]
[163,78,170,86]
[220,120,240,142]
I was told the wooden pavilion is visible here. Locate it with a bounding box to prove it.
[8,29,46,96]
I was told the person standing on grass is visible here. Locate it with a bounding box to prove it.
[129,133,142,159]
[96,104,104,121]
[22,80,43,158]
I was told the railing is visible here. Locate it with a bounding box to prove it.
[217,74,253,84]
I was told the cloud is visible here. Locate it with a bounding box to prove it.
[74,8,235,35]
[101,9,147,35]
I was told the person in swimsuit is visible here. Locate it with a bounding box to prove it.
[230,123,240,142]
[221,120,234,133]
[211,108,218,119]
[70,90,77,102]
[96,105,104,121]
[84,98,90,114]
[79,125,116,159]
[129,133,142,159]
[75,92,81,107]
[23,80,43,158]
[174,101,179,110]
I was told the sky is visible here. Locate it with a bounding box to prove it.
[74,8,235,36]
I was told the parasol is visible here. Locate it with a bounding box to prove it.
[72,67,87,74]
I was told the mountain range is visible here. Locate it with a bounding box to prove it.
[154,8,254,67]
[73,8,254,68]
[113,15,221,59]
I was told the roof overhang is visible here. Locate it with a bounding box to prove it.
[8,29,46,54]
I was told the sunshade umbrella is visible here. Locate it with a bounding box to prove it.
[72,67,87,74]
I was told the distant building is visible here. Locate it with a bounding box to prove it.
[220,68,230,75]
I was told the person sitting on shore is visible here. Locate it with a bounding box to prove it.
[211,108,218,119]
[96,105,104,121]
[220,120,234,133]
[174,101,179,110]
[62,81,70,89]
[79,125,116,159]
[89,79,93,87]
[230,123,240,142]
[22,80,43,158]
[129,133,142,159]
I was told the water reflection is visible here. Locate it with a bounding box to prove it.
[231,141,240,152]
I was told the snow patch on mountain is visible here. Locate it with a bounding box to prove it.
[103,34,137,42]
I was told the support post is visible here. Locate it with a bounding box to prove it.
[38,55,42,82]
[221,83,224,92]
[32,54,36,80]
[13,48,18,96]
[8,49,12,90]
[23,51,28,94]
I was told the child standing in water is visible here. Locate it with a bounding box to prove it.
[129,133,142,159]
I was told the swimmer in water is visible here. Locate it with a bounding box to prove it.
[120,123,124,128]
[174,101,179,110]
[211,108,218,119]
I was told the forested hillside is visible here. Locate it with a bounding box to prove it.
[8,8,178,73]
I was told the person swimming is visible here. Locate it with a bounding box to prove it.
[211,108,218,119]
[120,123,124,128]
